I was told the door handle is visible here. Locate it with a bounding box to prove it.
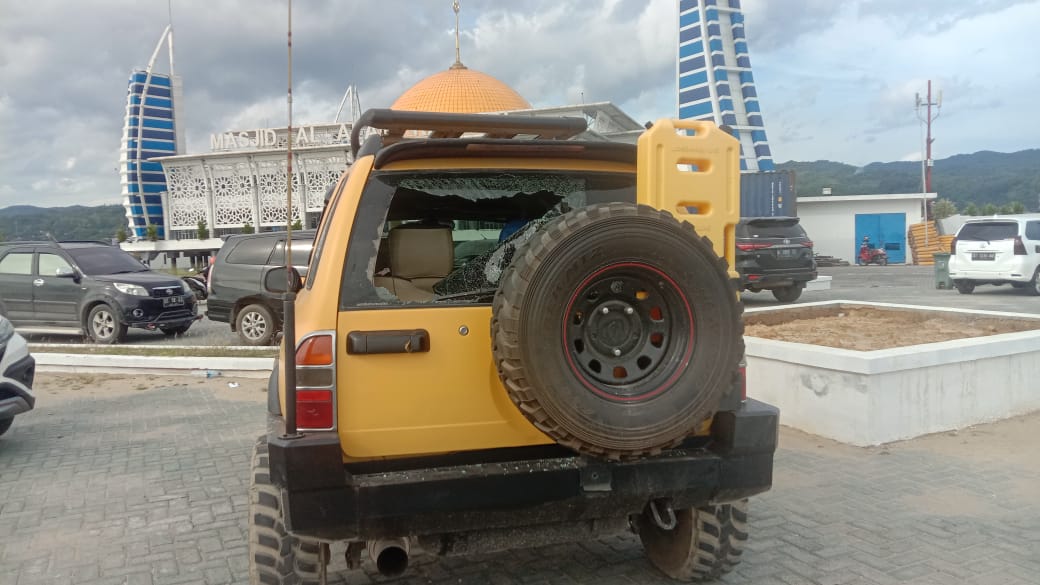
[347,329,430,354]
[33,278,44,287]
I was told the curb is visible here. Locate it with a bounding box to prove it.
[34,352,275,379]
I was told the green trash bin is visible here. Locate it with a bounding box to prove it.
[934,252,953,289]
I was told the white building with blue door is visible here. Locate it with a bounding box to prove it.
[796,193,937,264]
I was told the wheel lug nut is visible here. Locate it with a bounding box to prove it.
[612,348,621,356]
[625,307,634,315]
[601,307,610,314]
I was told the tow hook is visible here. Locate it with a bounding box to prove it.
[648,497,677,530]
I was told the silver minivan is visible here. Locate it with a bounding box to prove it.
[948,217,1040,295]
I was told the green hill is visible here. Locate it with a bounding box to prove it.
[779,149,1040,212]
[0,204,126,242]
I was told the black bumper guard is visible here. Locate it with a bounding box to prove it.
[268,399,779,541]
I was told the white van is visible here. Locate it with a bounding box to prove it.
[948,217,1040,295]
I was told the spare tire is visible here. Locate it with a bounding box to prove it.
[492,202,743,460]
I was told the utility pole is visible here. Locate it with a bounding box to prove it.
[915,80,942,193]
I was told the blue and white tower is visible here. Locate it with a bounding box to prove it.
[119,26,181,239]
[677,0,774,172]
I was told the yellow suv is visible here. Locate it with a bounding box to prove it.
[249,109,779,584]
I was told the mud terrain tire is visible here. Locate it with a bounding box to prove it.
[492,202,743,459]
[248,436,322,585]
[638,499,749,581]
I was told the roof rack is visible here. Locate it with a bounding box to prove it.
[349,108,588,157]
[58,240,114,246]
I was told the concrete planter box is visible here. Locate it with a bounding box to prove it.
[744,301,1040,445]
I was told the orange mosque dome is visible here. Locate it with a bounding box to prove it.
[391,3,529,114]
[390,62,531,114]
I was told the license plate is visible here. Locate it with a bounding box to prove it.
[971,252,996,261]
[163,296,184,307]
[777,249,797,258]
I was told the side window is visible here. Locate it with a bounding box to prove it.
[38,253,73,277]
[1026,222,1040,241]
[0,252,33,275]
[226,238,276,265]
[270,240,313,267]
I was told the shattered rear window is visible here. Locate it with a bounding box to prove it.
[339,170,635,308]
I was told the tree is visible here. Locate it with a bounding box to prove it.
[116,228,128,243]
[241,222,255,234]
[291,218,303,231]
[932,199,957,219]
[963,202,979,216]
[146,224,159,242]
[197,219,210,240]
[981,203,998,216]
[1011,201,1026,214]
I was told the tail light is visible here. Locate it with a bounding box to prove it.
[294,333,336,430]
[736,242,772,251]
[206,263,215,295]
[801,240,813,248]
[950,237,957,254]
[1014,236,1027,255]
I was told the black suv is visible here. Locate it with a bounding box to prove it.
[736,217,817,302]
[207,231,314,345]
[0,241,199,343]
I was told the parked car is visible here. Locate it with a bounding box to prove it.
[0,241,199,343]
[948,217,1040,295]
[206,231,315,345]
[0,315,35,437]
[735,217,817,302]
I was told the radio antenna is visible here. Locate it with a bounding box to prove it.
[282,0,300,439]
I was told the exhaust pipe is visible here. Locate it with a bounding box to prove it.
[367,538,409,577]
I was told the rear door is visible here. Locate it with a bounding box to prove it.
[332,168,635,458]
[32,251,82,325]
[954,221,1019,273]
[0,248,35,321]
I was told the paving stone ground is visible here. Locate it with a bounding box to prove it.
[1,372,1037,585]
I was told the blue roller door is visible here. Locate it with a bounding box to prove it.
[855,213,906,264]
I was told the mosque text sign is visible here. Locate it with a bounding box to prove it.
[209,124,351,151]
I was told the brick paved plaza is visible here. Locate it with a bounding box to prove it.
[1,373,1037,584]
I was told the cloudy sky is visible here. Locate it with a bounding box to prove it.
[1,0,1038,208]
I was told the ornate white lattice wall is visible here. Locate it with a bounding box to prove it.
[160,149,350,237]
[300,155,346,212]
[210,161,256,228]
[255,158,303,226]
[166,164,210,230]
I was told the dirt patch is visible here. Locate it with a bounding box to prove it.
[34,372,268,403]
[744,306,1040,351]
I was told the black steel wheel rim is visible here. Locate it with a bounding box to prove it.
[562,262,694,402]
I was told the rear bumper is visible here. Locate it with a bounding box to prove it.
[740,269,817,290]
[204,299,232,324]
[948,268,1035,283]
[268,399,780,541]
[949,256,1036,282]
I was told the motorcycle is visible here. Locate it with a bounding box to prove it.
[858,239,888,266]
[182,264,209,300]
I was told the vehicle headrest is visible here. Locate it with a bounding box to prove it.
[388,225,454,280]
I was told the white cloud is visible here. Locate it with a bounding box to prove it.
[0,0,1038,207]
